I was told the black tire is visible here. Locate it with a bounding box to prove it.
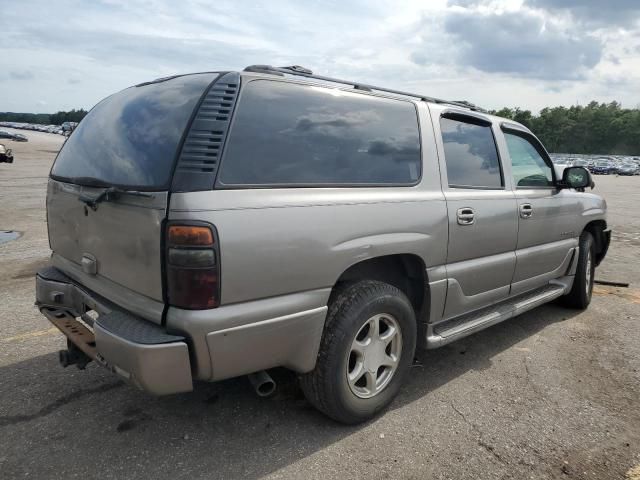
[562,231,595,309]
[300,280,416,424]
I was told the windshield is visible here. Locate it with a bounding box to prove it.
[51,73,217,190]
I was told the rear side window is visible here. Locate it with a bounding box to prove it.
[440,116,502,188]
[218,80,421,186]
[51,73,217,190]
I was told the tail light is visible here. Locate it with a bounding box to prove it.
[166,223,220,309]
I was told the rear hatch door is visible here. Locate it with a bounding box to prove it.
[47,73,218,323]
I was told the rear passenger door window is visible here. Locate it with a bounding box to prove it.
[218,80,421,186]
[440,115,502,188]
[503,131,555,187]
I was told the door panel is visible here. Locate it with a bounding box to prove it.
[512,189,580,290]
[512,237,578,283]
[510,243,577,295]
[433,110,519,320]
[501,128,582,290]
[444,191,518,319]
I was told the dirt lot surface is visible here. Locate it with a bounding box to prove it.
[1,129,639,480]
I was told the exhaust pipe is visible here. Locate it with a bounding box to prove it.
[248,370,276,397]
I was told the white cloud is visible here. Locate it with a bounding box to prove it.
[0,0,639,112]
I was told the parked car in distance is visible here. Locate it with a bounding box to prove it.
[617,163,639,176]
[0,144,13,163]
[0,130,28,142]
[552,157,574,167]
[11,133,28,142]
[590,160,615,175]
[35,65,611,424]
[573,159,590,168]
[61,121,78,134]
[0,121,73,136]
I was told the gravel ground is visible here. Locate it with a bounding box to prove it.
[1,129,639,480]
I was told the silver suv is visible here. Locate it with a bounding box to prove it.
[36,65,610,424]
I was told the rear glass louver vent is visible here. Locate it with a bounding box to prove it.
[171,72,240,192]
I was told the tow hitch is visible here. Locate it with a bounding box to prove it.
[40,307,98,370]
[59,339,92,369]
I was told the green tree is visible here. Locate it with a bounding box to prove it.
[491,101,640,155]
[0,109,87,126]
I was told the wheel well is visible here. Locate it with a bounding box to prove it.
[333,254,428,319]
[584,220,608,264]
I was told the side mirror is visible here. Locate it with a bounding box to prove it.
[6,149,11,156]
[561,166,593,191]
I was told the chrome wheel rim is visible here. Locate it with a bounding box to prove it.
[346,313,402,399]
[585,249,592,296]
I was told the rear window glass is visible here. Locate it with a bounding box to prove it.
[440,116,502,188]
[51,73,217,190]
[218,80,421,186]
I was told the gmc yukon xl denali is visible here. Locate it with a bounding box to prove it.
[36,65,610,424]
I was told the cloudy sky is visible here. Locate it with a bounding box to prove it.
[2,0,639,113]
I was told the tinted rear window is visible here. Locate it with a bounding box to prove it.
[440,116,502,188]
[51,73,217,190]
[218,80,421,186]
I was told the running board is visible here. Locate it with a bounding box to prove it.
[426,283,567,349]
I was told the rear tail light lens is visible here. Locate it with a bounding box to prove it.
[168,226,213,246]
[166,223,219,309]
[168,248,215,268]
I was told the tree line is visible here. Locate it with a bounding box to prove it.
[0,109,88,126]
[490,101,640,156]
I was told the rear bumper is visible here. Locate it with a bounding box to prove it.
[36,266,330,389]
[36,267,192,395]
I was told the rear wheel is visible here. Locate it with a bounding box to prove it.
[562,231,595,309]
[300,280,416,424]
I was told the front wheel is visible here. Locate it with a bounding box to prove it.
[300,280,416,424]
[562,231,595,309]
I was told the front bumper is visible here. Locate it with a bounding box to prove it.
[36,267,192,395]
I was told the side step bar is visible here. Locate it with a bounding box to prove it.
[426,283,568,349]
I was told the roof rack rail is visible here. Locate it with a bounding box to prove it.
[243,64,486,112]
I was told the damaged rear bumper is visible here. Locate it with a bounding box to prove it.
[36,267,192,395]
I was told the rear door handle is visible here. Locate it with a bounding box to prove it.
[456,207,475,225]
[520,203,533,219]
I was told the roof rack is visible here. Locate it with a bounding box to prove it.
[243,65,486,112]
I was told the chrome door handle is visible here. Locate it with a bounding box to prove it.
[457,207,475,225]
[520,203,533,219]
